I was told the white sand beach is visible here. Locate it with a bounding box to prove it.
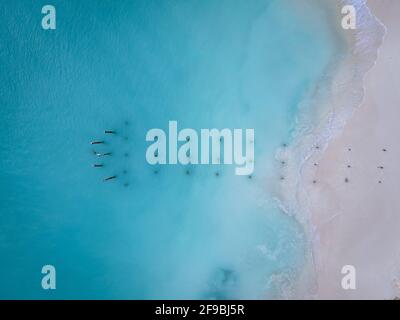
[305,0,400,299]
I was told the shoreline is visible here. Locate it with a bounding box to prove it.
[301,0,400,299]
[274,0,388,298]
[277,0,385,224]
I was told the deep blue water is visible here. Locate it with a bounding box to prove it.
[0,0,343,299]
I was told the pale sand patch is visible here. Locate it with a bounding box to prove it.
[308,0,400,299]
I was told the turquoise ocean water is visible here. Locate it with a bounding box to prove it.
[0,0,344,299]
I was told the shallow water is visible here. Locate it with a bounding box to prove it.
[0,0,344,299]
